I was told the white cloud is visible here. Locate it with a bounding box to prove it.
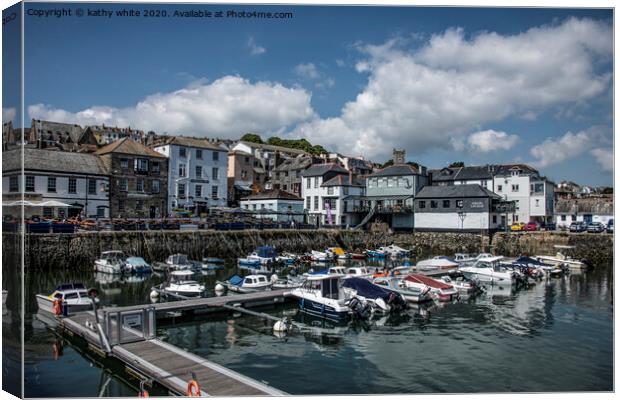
[291,17,612,161]
[28,76,315,138]
[247,37,266,55]
[590,148,613,172]
[467,129,519,152]
[294,63,320,80]
[529,126,606,168]
[2,107,16,123]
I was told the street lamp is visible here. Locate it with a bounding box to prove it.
[457,211,466,231]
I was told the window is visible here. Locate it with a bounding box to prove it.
[492,215,497,223]
[25,175,35,192]
[306,178,311,189]
[497,184,502,192]
[120,158,129,169]
[245,157,250,164]
[253,204,257,210]
[561,215,567,221]
[88,179,96,194]
[180,147,187,157]
[571,215,576,222]
[343,186,349,195]
[314,196,319,210]
[511,169,520,176]
[43,207,53,218]
[283,184,288,191]
[136,179,144,192]
[430,200,438,208]
[68,178,77,194]
[118,199,125,211]
[535,199,540,207]
[48,177,57,193]
[136,158,149,172]
[306,196,311,209]
[97,206,106,218]
[195,185,202,197]
[314,177,319,188]
[9,176,18,192]
[152,162,160,174]
[212,186,218,198]
[212,167,219,179]
[152,180,160,194]
[118,178,128,192]
[196,149,202,159]
[327,187,334,195]
[136,200,143,211]
[456,200,463,208]
[178,183,186,197]
[241,170,248,179]
[419,200,426,209]
[515,200,520,210]
[178,163,186,177]
[443,200,450,208]
[512,184,519,192]
[212,151,219,161]
[196,166,202,178]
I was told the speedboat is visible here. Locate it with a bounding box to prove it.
[365,249,387,258]
[505,256,552,279]
[326,247,351,260]
[453,253,476,265]
[245,246,279,265]
[237,257,262,268]
[341,277,408,313]
[306,266,347,277]
[276,254,296,264]
[415,256,459,271]
[378,245,411,258]
[220,274,272,293]
[203,257,225,264]
[309,250,333,262]
[152,254,194,272]
[36,283,93,314]
[372,276,433,303]
[459,256,518,286]
[345,266,374,280]
[535,245,590,270]
[159,270,205,297]
[435,275,478,294]
[124,256,151,274]
[403,274,459,302]
[288,275,351,321]
[94,251,125,274]
[270,275,305,290]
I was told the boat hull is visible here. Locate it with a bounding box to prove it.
[298,298,349,321]
[35,294,92,314]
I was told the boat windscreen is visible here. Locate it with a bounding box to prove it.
[322,278,340,299]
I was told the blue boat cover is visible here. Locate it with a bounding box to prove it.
[342,277,393,301]
[229,275,244,286]
[310,268,329,275]
[257,246,278,258]
[127,257,148,266]
[515,256,552,266]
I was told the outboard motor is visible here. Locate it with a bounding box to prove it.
[347,297,371,320]
[387,292,408,312]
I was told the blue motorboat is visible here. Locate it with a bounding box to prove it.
[365,249,387,258]
[203,257,225,264]
[289,275,351,321]
[124,256,152,274]
[341,277,408,313]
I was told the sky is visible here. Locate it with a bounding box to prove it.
[1,2,614,186]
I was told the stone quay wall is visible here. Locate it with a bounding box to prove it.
[6,229,612,270]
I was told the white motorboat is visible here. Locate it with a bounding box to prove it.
[36,283,94,314]
[535,245,590,270]
[270,274,305,290]
[378,244,411,258]
[372,276,433,303]
[459,256,518,286]
[345,266,374,280]
[309,250,333,262]
[453,253,476,265]
[94,251,125,274]
[415,256,459,271]
[217,274,272,293]
[153,254,195,272]
[403,274,459,302]
[288,275,351,321]
[326,247,351,260]
[159,270,205,297]
[305,266,347,277]
[435,275,478,294]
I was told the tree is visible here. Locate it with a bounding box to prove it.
[240,133,263,144]
[265,136,327,155]
[449,161,465,167]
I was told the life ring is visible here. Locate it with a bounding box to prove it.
[138,391,149,397]
[52,299,63,316]
[187,380,201,397]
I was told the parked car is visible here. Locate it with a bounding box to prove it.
[607,219,614,234]
[539,222,556,231]
[523,222,539,231]
[569,221,587,232]
[510,222,526,231]
[586,222,605,233]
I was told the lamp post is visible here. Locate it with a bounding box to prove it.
[458,211,466,231]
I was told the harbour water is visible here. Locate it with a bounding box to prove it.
[9,258,614,396]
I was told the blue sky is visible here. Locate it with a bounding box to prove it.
[2,3,613,186]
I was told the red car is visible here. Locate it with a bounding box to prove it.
[523,222,539,231]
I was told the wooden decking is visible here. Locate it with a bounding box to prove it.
[59,290,291,396]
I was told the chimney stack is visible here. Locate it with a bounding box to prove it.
[393,148,406,164]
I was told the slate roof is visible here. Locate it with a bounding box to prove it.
[300,163,348,177]
[321,175,365,187]
[416,184,502,199]
[274,155,314,172]
[156,136,226,151]
[241,189,303,201]
[238,141,307,155]
[95,138,166,158]
[429,165,494,182]
[494,163,539,176]
[32,120,84,143]
[3,148,107,175]
[368,164,420,177]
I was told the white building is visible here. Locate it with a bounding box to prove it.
[555,199,614,228]
[301,163,364,226]
[240,189,305,223]
[430,164,555,225]
[2,148,110,218]
[153,136,228,215]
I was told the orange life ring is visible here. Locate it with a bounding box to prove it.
[52,299,63,316]
[187,380,201,397]
[138,391,149,397]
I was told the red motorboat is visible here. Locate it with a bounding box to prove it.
[403,274,458,302]
[350,253,367,260]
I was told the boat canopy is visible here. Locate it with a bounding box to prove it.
[477,256,504,263]
[229,275,244,286]
[405,274,452,289]
[126,256,149,266]
[257,246,278,258]
[342,277,395,302]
